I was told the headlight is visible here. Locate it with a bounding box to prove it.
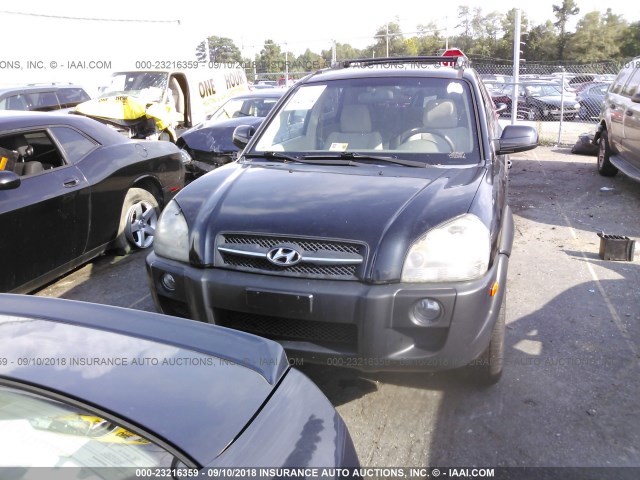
[178,148,192,165]
[401,214,490,282]
[154,200,189,262]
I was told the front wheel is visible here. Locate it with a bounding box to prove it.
[472,293,506,385]
[113,188,160,255]
[597,133,618,177]
[527,107,543,121]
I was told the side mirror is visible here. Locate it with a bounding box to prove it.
[495,125,538,155]
[495,103,508,114]
[0,170,21,190]
[232,125,257,149]
[631,91,640,104]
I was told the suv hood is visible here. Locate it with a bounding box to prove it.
[178,162,486,271]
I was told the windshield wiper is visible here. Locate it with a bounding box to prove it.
[244,151,303,163]
[244,151,362,166]
[303,152,428,168]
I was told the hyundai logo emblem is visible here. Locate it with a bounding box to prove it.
[266,247,302,266]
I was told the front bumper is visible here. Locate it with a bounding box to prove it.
[146,211,513,372]
[542,105,580,118]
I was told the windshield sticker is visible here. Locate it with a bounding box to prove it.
[328,142,349,152]
[449,152,466,159]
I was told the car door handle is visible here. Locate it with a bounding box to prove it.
[63,177,80,188]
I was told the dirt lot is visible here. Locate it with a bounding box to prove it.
[35,145,640,469]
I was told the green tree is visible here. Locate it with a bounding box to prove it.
[553,0,580,60]
[620,21,640,58]
[414,22,445,55]
[368,21,409,57]
[195,36,242,63]
[295,49,327,73]
[321,43,364,63]
[255,40,285,74]
[493,9,530,60]
[456,6,473,52]
[523,20,558,62]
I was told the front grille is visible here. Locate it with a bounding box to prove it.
[215,309,358,348]
[223,234,361,254]
[220,254,358,277]
[215,233,367,280]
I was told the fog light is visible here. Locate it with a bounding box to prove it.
[411,298,442,326]
[161,273,176,291]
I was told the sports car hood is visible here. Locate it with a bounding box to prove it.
[178,162,486,278]
[535,95,578,106]
[0,294,289,467]
[180,117,264,153]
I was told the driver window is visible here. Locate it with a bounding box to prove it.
[0,130,67,176]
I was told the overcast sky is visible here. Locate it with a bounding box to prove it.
[1,0,637,90]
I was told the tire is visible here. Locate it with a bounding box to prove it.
[472,293,506,386]
[528,107,543,121]
[113,188,160,255]
[597,133,618,177]
[578,106,589,121]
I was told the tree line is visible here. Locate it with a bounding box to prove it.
[195,0,640,78]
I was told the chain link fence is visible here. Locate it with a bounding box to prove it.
[472,59,632,146]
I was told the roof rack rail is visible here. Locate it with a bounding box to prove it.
[340,56,468,69]
[26,82,75,86]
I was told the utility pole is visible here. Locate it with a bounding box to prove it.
[386,23,389,57]
[511,9,521,125]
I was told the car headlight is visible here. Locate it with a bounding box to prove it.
[401,214,490,282]
[178,148,192,165]
[154,200,189,262]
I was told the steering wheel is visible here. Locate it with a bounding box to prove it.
[397,128,455,152]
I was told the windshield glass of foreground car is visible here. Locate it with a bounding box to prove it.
[99,72,169,104]
[252,76,479,165]
[0,386,176,469]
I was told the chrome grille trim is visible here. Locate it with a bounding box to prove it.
[215,233,367,280]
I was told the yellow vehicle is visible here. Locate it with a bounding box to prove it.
[75,68,249,142]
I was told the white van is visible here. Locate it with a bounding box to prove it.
[76,68,249,141]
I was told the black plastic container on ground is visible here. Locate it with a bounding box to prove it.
[597,232,636,261]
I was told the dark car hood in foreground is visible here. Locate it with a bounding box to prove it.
[179,117,265,153]
[0,294,288,467]
[178,162,486,276]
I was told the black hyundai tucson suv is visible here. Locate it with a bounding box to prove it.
[146,56,539,384]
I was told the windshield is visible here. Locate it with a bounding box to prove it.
[250,76,479,165]
[208,95,280,121]
[99,72,168,103]
[525,84,562,97]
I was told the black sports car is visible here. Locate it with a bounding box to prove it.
[0,293,359,473]
[0,111,185,293]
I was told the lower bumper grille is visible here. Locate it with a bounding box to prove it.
[214,309,358,348]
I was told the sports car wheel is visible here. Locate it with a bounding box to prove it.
[113,188,159,255]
